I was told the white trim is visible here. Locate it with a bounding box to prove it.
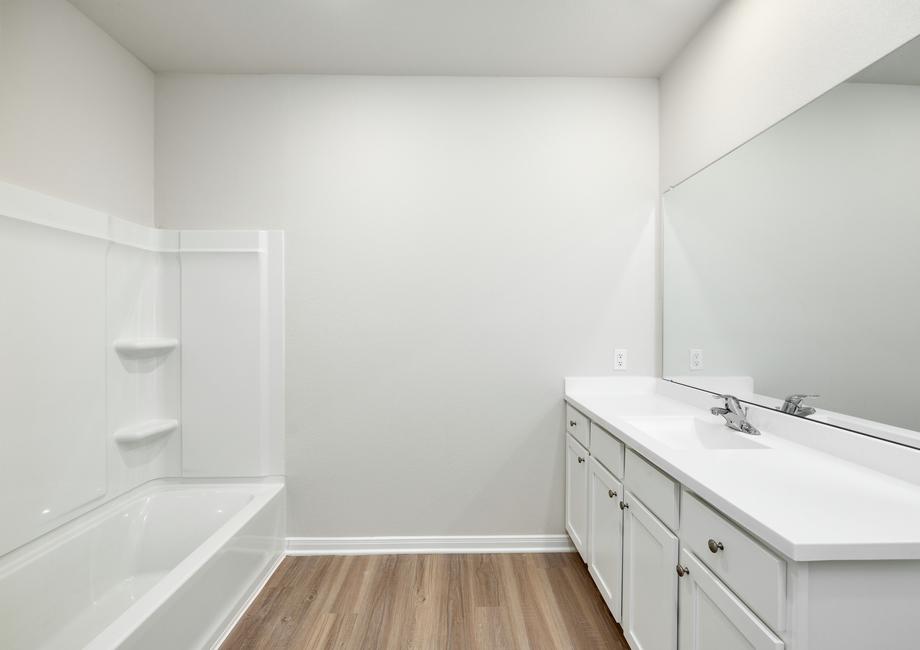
[285,534,575,556]
[0,180,278,254]
[109,217,179,252]
[0,179,110,240]
[179,229,267,253]
[208,552,285,650]
[176,248,264,253]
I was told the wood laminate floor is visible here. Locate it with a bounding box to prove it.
[221,553,629,649]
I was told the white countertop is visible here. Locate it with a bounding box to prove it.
[565,378,920,562]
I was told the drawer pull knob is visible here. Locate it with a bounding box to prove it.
[676,564,689,578]
[569,420,577,427]
[608,489,617,498]
[708,539,725,553]
[577,456,585,464]
[619,501,629,510]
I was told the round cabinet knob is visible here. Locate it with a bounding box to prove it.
[569,420,577,427]
[608,489,617,499]
[708,539,725,554]
[619,501,629,510]
[676,564,689,578]
[577,456,585,464]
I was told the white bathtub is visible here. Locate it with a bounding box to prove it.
[0,480,284,650]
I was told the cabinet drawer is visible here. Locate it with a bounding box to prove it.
[590,422,625,479]
[678,549,784,650]
[624,449,679,531]
[681,490,786,632]
[565,403,590,448]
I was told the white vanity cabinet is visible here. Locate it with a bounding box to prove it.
[587,457,624,620]
[677,549,784,650]
[566,403,590,448]
[565,382,920,650]
[565,432,589,560]
[622,492,679,650]
[564,402,782,650]
[680,490,785,632]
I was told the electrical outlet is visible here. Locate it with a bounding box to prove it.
[614,349,628,371]
[690,348,704,371]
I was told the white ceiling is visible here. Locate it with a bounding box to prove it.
[68,0,723,76]
[850,35,920,86]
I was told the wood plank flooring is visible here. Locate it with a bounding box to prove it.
[221,553,629,649]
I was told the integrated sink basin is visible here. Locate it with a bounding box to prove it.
[622,416,768,451]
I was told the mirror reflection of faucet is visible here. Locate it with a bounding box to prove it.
[780,394,819,417]
[710,394,761,436]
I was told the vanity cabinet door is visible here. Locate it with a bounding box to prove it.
[622,492,678,650]
[565,433,589,560]
[677,549,784,650]
[588,457,624,621]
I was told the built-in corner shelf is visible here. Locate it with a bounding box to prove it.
[113,337,178,357]
[114,419,178,444]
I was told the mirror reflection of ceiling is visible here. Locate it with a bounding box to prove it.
[851,36,920,85]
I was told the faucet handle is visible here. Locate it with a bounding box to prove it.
[711,393,746,416]
[784,393,819,405]
[711,393,741,405]
[780,394,820,415]
[711,393,730,410]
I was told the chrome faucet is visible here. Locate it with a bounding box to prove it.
[711,394,760,436]
[779,394,819,417]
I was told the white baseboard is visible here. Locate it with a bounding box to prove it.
[286,534,575,556]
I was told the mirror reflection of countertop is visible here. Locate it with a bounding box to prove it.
[565,377,920,562]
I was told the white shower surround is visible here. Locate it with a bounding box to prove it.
[0,180,286,648]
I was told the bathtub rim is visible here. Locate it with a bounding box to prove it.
[0,476,282,576]
[0,477,284,650]
[88,478,284,649]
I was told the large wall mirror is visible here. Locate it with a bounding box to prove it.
[663,35,920,448]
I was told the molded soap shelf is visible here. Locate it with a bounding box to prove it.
[114,419,178,444]
[113,337,178,357]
